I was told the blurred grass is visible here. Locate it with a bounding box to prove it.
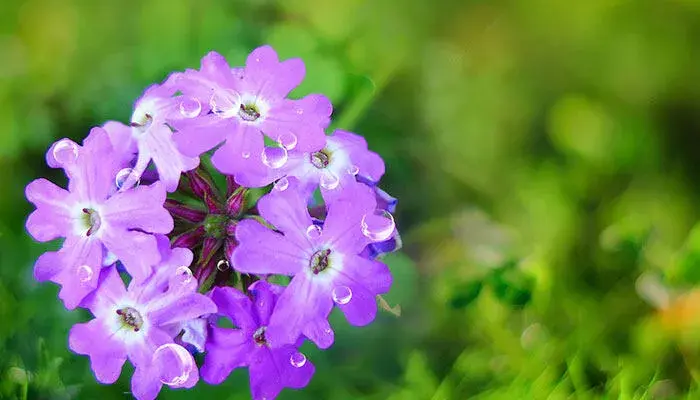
[2,0,700,399]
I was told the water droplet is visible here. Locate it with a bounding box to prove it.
[319,171,340,190]
[210,90,239,118]
[332,286,353,305]
[347,164,360,176]
[242,151,251,159]
[175,266,193,285]
[274,177,289,191]
[277,132,298,150]
[152,343,194,386]
[52,139,79,165]
[361,210,396,242]
[305,225,322,240]
[179,97,201,118]
[261,146,288,169]
[115,168,140,190]
[290,352,307,368]
[76,265,93,284]
[295,108,304,115]
[216,259,230,271]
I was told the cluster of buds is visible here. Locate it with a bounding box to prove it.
[25,45,400,400]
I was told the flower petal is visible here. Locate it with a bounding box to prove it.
[323,183,377,254]
[142,125,199,192]
[232,220,306,276]
[172,114,230,157]
[102,182,173,233]
[25,178,73,241]
[336,284,378,327]
[211,123,265,179]
[332,130,385,183]
[69,319,127,384]
[202,328,253,385]
[131,364,163,400]
[101,229,160,283]
[210,286,256,331]
[257,177,314,244]
[146,291,217,326]
[266,274,333,347]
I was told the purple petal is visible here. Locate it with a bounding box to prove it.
[131,365,163,400]
[102,121,138,160]
[69,127,122,203]
[249,345,315,400]
[242,45,306,99]
[102,182,173,233]
[336,284,378,326]
[248,280,283,326]
[331,130,385,183]
[46,235,104,309]
[142,125,200,192]
[264,95,331,153]
[25,178,74,241]
[257,177,313,244]
[172,114,230,157]
[127,326,172,367]
[266,274,333,347]
[209,286,256,332]
[323,183,377,253]
[82,267,127,316]
[33,251,61,281]
[211,123,266,179]
[301,317,334,350]
[69,320,127,383]
[232,220,306,276]
[146,292,217,326]
[101,229,160,283]
[202,328,252,384]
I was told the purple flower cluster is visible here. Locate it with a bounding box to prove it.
[25,45,400,400]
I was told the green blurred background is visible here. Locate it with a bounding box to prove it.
[3,0,700,399]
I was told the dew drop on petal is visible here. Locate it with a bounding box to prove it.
[152,343,195,386]
[242,151,251,159]
[179,97,201,118]
[361,210,396,242]
[305,225,322,240]
[332,286,353,305]
[274,177,289,191]
[347,164,360,176]
[115,168,140,190]
[295,108,304,115]
[290,352,307,368]
[216,259,230,271]
[319,171,340,190]
[277,132,298,150]
[261,146,288,169]
[76,265,93,284]
[175,266,193,285]
[52,139,79,165]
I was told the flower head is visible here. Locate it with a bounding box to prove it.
[68,259,216,400]
[103,83,200,192]
[231,178,394,348]
[170,46,332,186]
[26,128,173,308]
[202,282,315,399]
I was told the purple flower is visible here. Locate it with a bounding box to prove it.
[251,129,385,201]
[170,46,332,186]
[202,282,315,399]
[231,178,394,348]
[68,265,216,400]
[103,83,199,192]
[25,127,173,309]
